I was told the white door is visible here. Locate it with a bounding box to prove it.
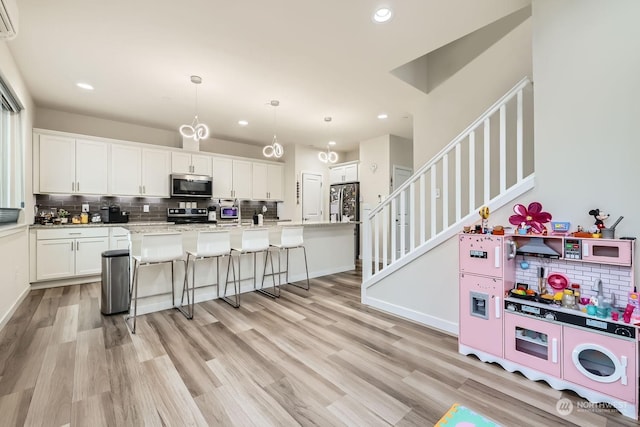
[75,237,109,276]
[39,134,76,193]
[75,139,108,195]
[36,239,75,280]
[232,160,253,199]
[302,172,323,222]
[344,163,358,182]
[393,165,413,258]
[111,145,142,195]
[252,162,268,200]
[171,152,192,174]
[266,164,283,201]
[191,154,213,176]
[212,156,233,198]
[142,148,171,197]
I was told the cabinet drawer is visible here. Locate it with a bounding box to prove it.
[37,227,109,240]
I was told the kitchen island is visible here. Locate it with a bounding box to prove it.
[125,221,356,315]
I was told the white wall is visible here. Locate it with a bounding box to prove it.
[413,18,532,168]
[359,135,391,209]
[366,16,532,331]
[0,41,35,328]
[36,107,267,159]
[389,135,413,175]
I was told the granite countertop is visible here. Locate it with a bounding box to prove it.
[30,219,356,231]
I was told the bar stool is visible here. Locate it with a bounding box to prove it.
[126,232,185,334]
[182,230,238,312]
[268,226,310,291]
[231,228,279,299]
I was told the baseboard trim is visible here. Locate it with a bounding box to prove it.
[363,295,459,335]
[0,286,31,332]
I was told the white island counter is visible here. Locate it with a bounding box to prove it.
[125,221,356,315]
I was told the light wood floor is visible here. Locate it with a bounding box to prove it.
[0,265,636,426]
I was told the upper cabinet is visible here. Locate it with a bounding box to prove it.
[171,152,212,176]
[37,134,108,195]
[329,162,358,184]
[252,163,283,201]
[212,157,252,199]
[111,145,170,197]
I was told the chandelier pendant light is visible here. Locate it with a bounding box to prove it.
[179,75,210,142]
[263,100,284,158]
[318,116,338,163]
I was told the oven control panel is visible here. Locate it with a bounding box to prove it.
[505,299,635,339]
[564,239,582,259]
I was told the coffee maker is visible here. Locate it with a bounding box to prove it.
[100,205,129,223]
[207,205,217,223]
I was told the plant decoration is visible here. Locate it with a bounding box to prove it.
[508,202,552,234]
[58,209,70,218]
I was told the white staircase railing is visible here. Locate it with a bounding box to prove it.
[362,77,534,289]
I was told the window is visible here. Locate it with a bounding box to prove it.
[0,76,24,209]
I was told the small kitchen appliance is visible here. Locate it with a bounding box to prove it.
[167,208,208,224]
[100,206,129,223]
[170,173,213,198]
[207,205,217,223]
[219,205,239,220]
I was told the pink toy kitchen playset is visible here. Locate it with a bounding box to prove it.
[459,233,639,420]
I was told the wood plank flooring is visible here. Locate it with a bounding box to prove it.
[0,264,636,426]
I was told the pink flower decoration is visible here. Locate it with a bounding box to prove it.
[508,202,552,233]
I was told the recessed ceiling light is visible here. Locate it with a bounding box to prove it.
[238,120,249,126]
[373,7,393,23]
[328,141,337,146]
[76,82,94,91]
[377,113,388,119]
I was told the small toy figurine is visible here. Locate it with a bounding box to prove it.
[588,209,609,230]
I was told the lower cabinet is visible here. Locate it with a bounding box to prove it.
[504,312,562,377]
[109,227,130,250]
[35,228,109,281]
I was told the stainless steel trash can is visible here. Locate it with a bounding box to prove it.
[101,249,130,315]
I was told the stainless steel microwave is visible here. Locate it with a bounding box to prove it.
[219,206,239,219]
[170,174,213,198]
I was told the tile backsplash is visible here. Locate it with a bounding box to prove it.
[35,195,278,223]
[515,257,633,309]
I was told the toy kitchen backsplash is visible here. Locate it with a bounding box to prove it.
[34,195,278,222]
[515,256,632,309]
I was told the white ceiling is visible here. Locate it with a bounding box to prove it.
[7,0,528,152]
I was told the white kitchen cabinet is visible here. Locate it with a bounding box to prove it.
[252,162,283,200]
[329,162,358,184]
[171,152,212,176]
[212,157,252,199]
[110,144,170,197]
[109,227,130,250]
[35,228,109,281]
[38,134,108,194]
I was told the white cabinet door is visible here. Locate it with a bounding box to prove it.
[110,227,130,250]
[191,154,212,176]
[142,148,171,197]
[232,160,252,199]
[212,156,233,198]
[344,163,358,182]
[111,145,142,195]
[171,152,192,174]
[75,237,109,276]
[36,239,75,281]
[75,139,108,194]
[252,163,268,200]
[39,134,76,193]
[267,164,283,201]
[329,166,344,184]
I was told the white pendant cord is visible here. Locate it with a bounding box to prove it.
[263,100,284,158]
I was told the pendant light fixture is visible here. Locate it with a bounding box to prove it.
[318,116,338,163]
[179,75,209,142]
[263,100,284,158]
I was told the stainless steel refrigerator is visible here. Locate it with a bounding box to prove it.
[330,182,360,258]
